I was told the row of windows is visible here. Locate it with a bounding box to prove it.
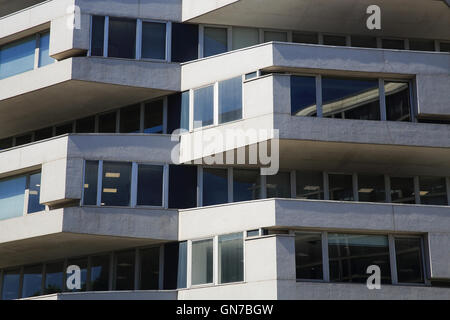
[0,31,54,80]
[295,232,426,285]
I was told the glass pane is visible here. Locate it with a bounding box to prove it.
[67,258,88,291]
[163,242,180,289]
[419,176,448,205]
[395,237,424,284]
[232,27,259,50]
[76,116,95,133]
[219,233,244,284]
[351,36,377,48]
[293,32,318,44]
[204,27,227,57]
[219,76,242,123]
[98,112,117,133]
[0,36,36,79]
[91,16,105,56]
[322,77,380,120]
[291,76,317,116]
[168,165,197,209]
[101,162,132,206]
[440,42,450,53]
[22,265,43,298]
[120,104,140,133]
[28,172,45,213]
[264,31,287,42]
[140,247,160,290]
[385,82,411,122]
[245,72,257,80]
[382,39,404,50]
[108,18,136,59]
[203,168,228,206]
[83,160,98,205]
[177,241,188,289]
[409,39,435,52]
[323,35,346,46]
[115,250,135,290]
[15,134,32,146]
[137,164,163,206]
[44,261,64,294]
[296,171,324,200]
[142,22,166,60]
[0,176,26,220]
[180,91,190,131]
[191,239,213,285]
[390,177,415,204]
[328,174,354,201]
[91,255,110,291]
[233,169,261,202]
[55,123,73,136]
[295,233,323,280]
[358,174,386,203]
[38,32,55,67]
[266,172,291,198]
[194,85,214,128]
[171,23,198,63]
[1,269,21,300]
[144,100,163,133]
[34,127,53,141]
[328,234,391,283]
[0,138,13,150]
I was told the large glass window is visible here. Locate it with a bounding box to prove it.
[137,164,163,206]
[171,23,198,63]
[142,22,166,60]
[382,39,404,50]
[233,169,261,202]
[323,35,346,46]
[83,161,99,205]
[358,174,386,203]
[322,77,380,120]
[120,104,140,133]
[22,265,43,298]
[101,161,132,206]
[15,134,32,146]
[76,116,96,133]
[0,36,36,79]
[0,138,13,150]
[1,269,21,300]
[328,234,391,283]
[395,237,424,284]
[108,18,136,59]
[351,36,377,48]
[219,233,244,284]
[419,176,448,205]
[266,172,291,198]
[219,76,242,123]
[34,127,53,141]
[140,247,160,290]
[38,32,55,67]
[180,91,190,131]
[44,261,64,294]
[295,232,323,280]
[168,165,197,209]
[232,27,259,50]
[98,111,117,133]
[385,82,411,122]
[144,100,163,133]
[293,32,318,45]
[177,241,188,289]
[91,255,110,291]
[163,242,182,290]
[203,168,228,206]
[328,173,354,201]
[291,76,317,116]
[115,250,135,290]
[27,172,45,213]
[296,171,324,200]
[55,123,73,136]
[204,27,227,57]
[390,177,415,204]
[91,16,105,56]
[0,175,26,220]
[440,42,450,53]
[67,257,88,291]
[191,239,213,285]
[194,85,214,129]
[409,39,435,52]
[264,31,287,42]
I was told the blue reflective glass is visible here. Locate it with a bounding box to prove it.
[177,241,188,289]
[219,77,242,124]
[1,269,21,300]
[44,262,64,294]
[137,164,163,206]
[171,23,198,63]
[194,85,214,128]
[108,18,136,59]
[0,36,36,79]
[38,32,55,67]
[203,168,228,206]
[204,27,227,57]
[142,22,166,60]
[22,265,43,298]
[291,76,317,116]
[0,176,26,220]
[180,91,190,131]
[28,172,45,213]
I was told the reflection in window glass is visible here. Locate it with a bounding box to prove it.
[91,16,105,56]
[419,176,448,205]
[264,31,287,42]
[296,171,324,200]
[409,39,435,52]
[219,76,242,123]
[180,91,190,131]
[137,164,163,206]
[144,100,163,133]
[358,174,386,203]
[395,237,424,284]
[28,172,45,213]
[0,176,26,220]
[1,269,21,300]
[83,161,98,205]
[203,168,228,206]
[91,255,110,291]
[0,36,36,79]
[390,177,415,204]
[192,239,213,285]
[120,104,140,133]
[267,172,291,198]
[328,234,391,283]
[233,169,261,202]
[382,39,404,50]
[22,265,43,298]
[204,27,227,57]
[140,247,160,290]
[115,250,135,290]
[295,233,323,280]
[219,233,244,284]
[38,32,55,67]
[101,162,132,206]
[67,258,88,291]
[291,76,317,116]
[76,116,96,133]
[323,35,346,46]
[194,85,214,128]
[232,27,259,50]
[385,82,411,122]
[351,36,377,48]
[322,78,380,120]
[171,23,198,63]
[108,18,136,59]
[98,112,117,133]
[293,32,318,44]
[177,241,188,289]
[142,22,166,60]
[328,174,354,201]
[44,261,64,294]
[168,165,197,209]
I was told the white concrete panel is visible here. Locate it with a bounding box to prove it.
[427,232,450,279]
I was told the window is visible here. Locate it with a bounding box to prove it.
[219,233,244,284]
[395,237,424,284]
[293,32,318,44]
[328,174,354,201]
[180,91,190,131]
[142,22,166,60]
[108,18,136,59]
[177,242,188,289]
[232,27,259,50]
[67,257,88,291]
[55,123,73,136]
[323,35,346,46]
[137,164,163,206]
[144,100,163,133]
[140,247,160,290]
[385,81,411,122]
[1,269,21,300]
[98,111,117,133]
[101,161,132,206]
[203,168,228,206]
[163,242,185,290]
[219,76,242,123]
[27,172,45,213]
[266,172,291,198]
[15,134,32,146]
[233,169,261,202]
[322,77,380,120]
[382,39,404,50]
[291,76,317,116]
[167,93,188,134]
[409,39,435,52]
[34,127,53,141]
[22,265,43,298]
[114,250,135,290]
[328,234,391,283]
[295,232,323,280]
[440,42,450,53]
[204,27,228,57]
[171,23,198,63]
[0,138,13,150]
[0,175,26,220]
[44,261,64,294]
[0,36,36,79]
[91,16,105,56]
[38,32,55,67]
[296,171,324,200]
[169,165,197,209]
[76,116,96,133]
[193,85,214,128]
[358,174,386,203]
[120,104,140,133]
[83,161,99,205]
[191,239,214,285]
[91,255,110,291]
[264,31,287,42]
[390,177,415,204]
[245,72,257,80]
[419,176,448,205]
[351,35,377,48]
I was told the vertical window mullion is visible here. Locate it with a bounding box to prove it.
[163,97,168,134]
[322,232,330,282]
[166,22,172,62]
[163,164,169,209]
[384,174,392,203]
[388,235,398,284]
[352,173,359,202]
[260,173,267,199]
[158,245,165,290]
[96,160,103,206]
[88,15,93,56]
[130,162,138,208]
[414,176,421,204]
[213,236,219,285]
[197,166,203,207]
[227,27,232,51]
[379,79,387,121]
[86,256,92,291]
[187,241,192,288]
[108,252,114,291]
[446,177,450,205]
[323,172,330,200]
[34,34,40,70]
[315,75,323,117]
[136,19,142,60]
[103,16,109,58]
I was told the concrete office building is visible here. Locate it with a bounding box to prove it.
[0,0,449,300]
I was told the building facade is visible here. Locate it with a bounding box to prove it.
[0,0,449,300]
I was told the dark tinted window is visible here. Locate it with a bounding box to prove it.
[390,177,415,204]
[395,237,424,283]
[108,18,136,59]
[167,93,182,134]
[219,76,242,123]
[295,232,323,280]
[409,39,435,52]
[76,116,96,133]
[55,123,73,136]
[419,176,448,205]
[22,265,43,298]
[98,111,117,133]
[382,39,404,50]
[440,42,450,53]
[101,161,132,206]
[140,247,160,290]
[83,160,98,205]
[204,27,227,57]
[203,168,228,206]
[91,16,105,56]
[323,35,346,46]
[144,100,163,133]
[34,127,53,141]
[328,173,354,201]
[293,32,318,44]
[351,36,377,48]
[0,138,13,150]
[385,82,411,122]
[44,261,64,294]
[291,76,317,116]
[15,134,32,146]
[358,174,386,203]
[91,255,110,291]
[1,269,21,300]
[137,164,163,206]
[267,172,291,198]
[296,170,324,200]
[233,169,261,202]
[115,250,135,290]
[142,22,166,60]
[171,23,198,63]
[27,172,45,213]
[169,165,197,209]
[120,104,140,133]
